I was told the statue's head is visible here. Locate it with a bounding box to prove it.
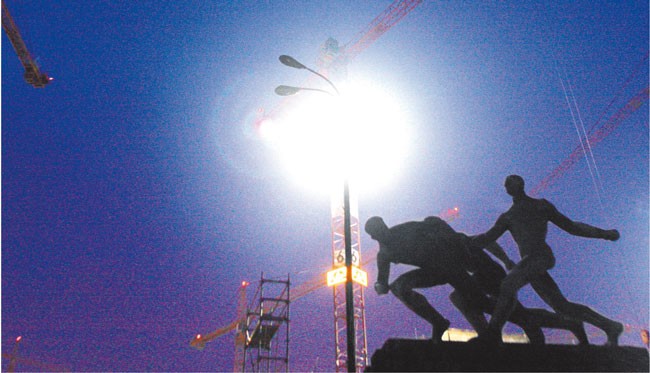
[365,216,388,241]
[504,174,525,196]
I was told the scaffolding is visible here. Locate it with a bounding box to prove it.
[243,274,290,372]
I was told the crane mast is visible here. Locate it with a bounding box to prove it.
[2,0,52,88]
[326,3,422,371]
[194,1,423,371]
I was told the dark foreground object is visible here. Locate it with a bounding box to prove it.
[366,339,649,372]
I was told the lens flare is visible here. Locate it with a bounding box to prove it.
[262,79,411,195]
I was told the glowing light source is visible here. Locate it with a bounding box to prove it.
[327,267,368,287]
[262,79,411,194]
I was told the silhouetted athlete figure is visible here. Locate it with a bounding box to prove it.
[450,239,589,345]
[365,216,492,343]
[471,175,623,345]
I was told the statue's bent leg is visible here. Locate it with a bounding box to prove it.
[531,272,623,346]
[523,307,588,345]
[450,289,489,335]
[507,304,546,345]
[390,269,449,342]
[486,256,550,342]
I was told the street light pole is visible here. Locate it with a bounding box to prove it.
[275,55,357,372]
[342,179,355,373]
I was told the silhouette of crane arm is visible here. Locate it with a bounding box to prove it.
[1,1,52,88]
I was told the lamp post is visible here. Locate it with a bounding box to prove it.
[275,55,358,373]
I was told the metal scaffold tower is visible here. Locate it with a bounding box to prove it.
[243,274,290,372]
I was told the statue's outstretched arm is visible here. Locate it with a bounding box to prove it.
[472,215,508,248]
[547,201,619,241]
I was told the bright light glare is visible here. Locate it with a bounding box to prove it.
[261,79,411,194]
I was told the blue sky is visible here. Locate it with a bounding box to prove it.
[2,1,648,371]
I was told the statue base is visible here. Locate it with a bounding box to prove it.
[366,338,649,372]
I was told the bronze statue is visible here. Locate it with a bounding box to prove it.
[365,215,488,343]
[471,175,623,345]
[366,215,584,344]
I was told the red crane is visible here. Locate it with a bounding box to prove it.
[342,0,422,61]
[2,0,52,88]
[2,336,69,372]
[529,86,649,196]
[211,1,422,371]
[260,0,422,125]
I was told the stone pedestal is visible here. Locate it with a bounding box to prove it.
[366,339,649,372]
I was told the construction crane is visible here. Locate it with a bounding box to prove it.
[198,1,648,368]
[194,209,477,370]
[5,335,21,373]
[340,0,422,62]
[259,0,421,125]
[276,2,423,371]
[2,336,69,372]
[204,78,648,364]
[193,200,648,367]
[529,85,648,196]
[2,0,52,88]
[191,281,250,352]
[189,250,379,359]
[209,0,422,371]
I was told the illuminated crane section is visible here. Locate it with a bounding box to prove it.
[190,210,470,370]
[198,2,423,371]
[322,2,422,371]
[2,0,52,88]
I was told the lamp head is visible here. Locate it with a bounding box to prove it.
[279,55,306,69]
[274,85,301,96]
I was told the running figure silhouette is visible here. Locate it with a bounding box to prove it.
[471,175,623,345]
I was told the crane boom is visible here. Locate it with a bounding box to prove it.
[2,0,51,88]
[191,211,453,351]
[190,282,249,350]
[530,86,649,196]
[342,0,422,61]
[2,336,69,372]
[189,249,379,351]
